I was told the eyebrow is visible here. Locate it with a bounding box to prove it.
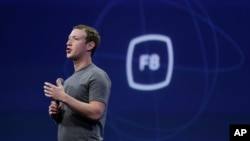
[68,35,82,39]
[68,35,77,38]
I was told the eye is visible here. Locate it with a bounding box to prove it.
[73,37,79,40]
[68,35,80,41]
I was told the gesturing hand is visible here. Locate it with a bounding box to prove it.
[44,78,66,102]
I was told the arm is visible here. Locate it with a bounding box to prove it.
[44,81,106,121]
[61,95,105,121]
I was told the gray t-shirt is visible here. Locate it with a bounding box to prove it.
[58,64,111,141]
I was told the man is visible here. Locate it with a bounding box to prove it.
[44,24,111,141]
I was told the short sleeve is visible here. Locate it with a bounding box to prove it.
[88,70,111,105]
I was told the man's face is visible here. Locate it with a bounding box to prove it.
[66,29,88,60]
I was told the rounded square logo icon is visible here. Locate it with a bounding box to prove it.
[126,34,174,91]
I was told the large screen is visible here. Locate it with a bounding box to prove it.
[0,0,250,141]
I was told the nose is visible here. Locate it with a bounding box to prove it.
[66,39,71,46]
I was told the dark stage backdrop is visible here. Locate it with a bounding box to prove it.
[0,0,250,141]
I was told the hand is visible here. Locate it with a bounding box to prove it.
[44,79,65,101]
[48,101,61,116]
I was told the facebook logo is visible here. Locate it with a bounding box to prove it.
[139,53,160,71]
[126,34,174,91]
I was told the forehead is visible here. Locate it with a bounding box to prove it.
[69,29,87,38]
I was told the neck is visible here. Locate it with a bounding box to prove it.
[73,56,92,72]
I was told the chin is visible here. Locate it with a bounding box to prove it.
[67,55,77,60]
[66,55,73,59]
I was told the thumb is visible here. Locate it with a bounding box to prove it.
[56,78,64,88]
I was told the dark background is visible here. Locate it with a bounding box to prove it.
[0,0,249,141]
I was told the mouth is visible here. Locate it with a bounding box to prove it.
[66,48,71,53]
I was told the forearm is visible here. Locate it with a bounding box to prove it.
[61,94,104,121]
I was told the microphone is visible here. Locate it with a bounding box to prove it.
[56,78,64,104]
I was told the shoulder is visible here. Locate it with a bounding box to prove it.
[89,64,110,80]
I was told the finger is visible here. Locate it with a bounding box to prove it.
[56,78,64,88]
[45,93,52,98]
[49,111,57,115]
[50,108,57,113]
[44,82,55,88]
[44,87,51,94]
[49,108,60,115]
[43,85,53,92]
[49,104,56,109]
[50,103,59,109]
[51,101,57,105]
[44,89,50,94]
[49,106,58,113]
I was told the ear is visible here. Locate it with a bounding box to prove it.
[86,41,95,51]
